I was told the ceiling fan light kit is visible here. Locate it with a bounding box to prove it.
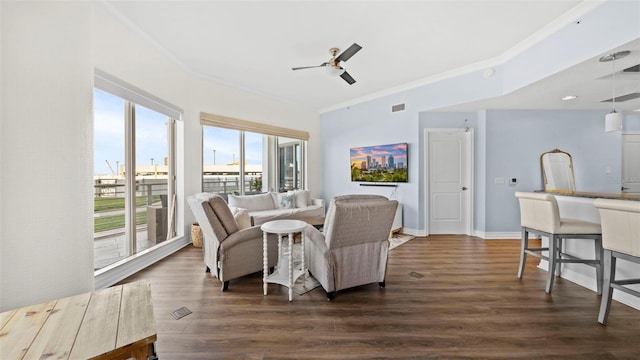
[292,43,362,85]
[599,50,630,133]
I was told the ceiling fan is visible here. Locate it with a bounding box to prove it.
[292,43,362,85]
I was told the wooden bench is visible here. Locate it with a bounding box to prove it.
[0,280,157,360]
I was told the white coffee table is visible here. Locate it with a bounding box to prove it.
[261,219,308,301]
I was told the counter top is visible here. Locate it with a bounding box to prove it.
[538,190,640,201]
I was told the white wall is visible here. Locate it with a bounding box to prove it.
[94,4,320,232]
[1,2,95,310]
[0,2,319,311]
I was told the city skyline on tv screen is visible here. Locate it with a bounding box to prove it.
[350,143,408,183]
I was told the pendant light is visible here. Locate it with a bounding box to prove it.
[599,50,630,132]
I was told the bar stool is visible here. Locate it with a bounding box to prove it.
[593,198,640,325]
[515,192,603,294]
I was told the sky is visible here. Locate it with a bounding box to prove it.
[94,88,263,176]
[350,143,408,168]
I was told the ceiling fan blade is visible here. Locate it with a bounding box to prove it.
[292,62,328,71]
[340,71,356,85]
[335,43,362,63]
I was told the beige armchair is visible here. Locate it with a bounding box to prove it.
[187,193,278,291]
[304,194,398,300]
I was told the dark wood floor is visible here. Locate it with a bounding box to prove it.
[120,235,640,359]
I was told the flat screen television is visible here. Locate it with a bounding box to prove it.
[350,142,408,183]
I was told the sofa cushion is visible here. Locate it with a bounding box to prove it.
[249,204,325,226]
[293,190,311,208]
[228,192,275,211]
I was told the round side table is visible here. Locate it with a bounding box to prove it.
[261,219,308,301]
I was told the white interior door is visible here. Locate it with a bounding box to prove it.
[622,133,640,194]
[427,129,472,234]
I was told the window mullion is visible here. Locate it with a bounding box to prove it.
[167,117,176,238]
[124,101,137,256]
[239,131,246,195]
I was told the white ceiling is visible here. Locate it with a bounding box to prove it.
[104,1,640,114]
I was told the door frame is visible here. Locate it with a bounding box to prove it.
[622,131,640,194]
[424,128,474,236]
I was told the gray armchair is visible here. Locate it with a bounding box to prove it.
[187,193,278,291]
[304,194,398,300]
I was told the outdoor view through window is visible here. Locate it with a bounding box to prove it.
[93,88,174,270]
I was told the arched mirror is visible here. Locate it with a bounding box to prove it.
[541,149,575,192]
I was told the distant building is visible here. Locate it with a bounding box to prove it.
[397,161,404,169]
[381,156,386,168]
[389,155,395,169]
[360,161,367,170]
[366,155,371,170]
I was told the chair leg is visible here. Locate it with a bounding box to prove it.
[221,281,229,292]
[594,236,604,295]
[517,228,528,279]
[379,281,386,288]
[326,291,335,301]
[598,250,615,325]
[555,238,563,277]
[546,235,557,294]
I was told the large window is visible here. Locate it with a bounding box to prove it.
[94,70,181,271]
[200,112,308,195]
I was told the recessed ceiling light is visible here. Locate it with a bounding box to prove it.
[561,95,578,101]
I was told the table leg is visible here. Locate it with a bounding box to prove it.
[301,230,306,280]
[277,234,283,271]
[263,231,268,296]
[288,232,293,301]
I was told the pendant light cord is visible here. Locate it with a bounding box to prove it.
[611,54,616,111]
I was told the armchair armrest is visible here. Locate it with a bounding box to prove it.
[220,226,264,250]
[311,198,325,213]
[304,224,334,286]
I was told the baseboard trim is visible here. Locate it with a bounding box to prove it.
[94,236,191,289]
[474,231,537,240]
[401,227,426,237]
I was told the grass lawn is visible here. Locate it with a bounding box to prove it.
[94,196,160,232]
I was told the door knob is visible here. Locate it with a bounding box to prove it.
[462,186,468,191]
[622,186,630,191]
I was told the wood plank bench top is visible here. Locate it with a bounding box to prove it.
[0,280,156,360]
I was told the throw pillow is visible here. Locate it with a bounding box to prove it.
[277,193,294,209]
[293,190,311,208]
[233,209,252,229]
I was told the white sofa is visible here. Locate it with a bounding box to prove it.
[227,190,325,226]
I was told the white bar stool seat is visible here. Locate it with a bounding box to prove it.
[515,192,604,294]
[593,198,640,325]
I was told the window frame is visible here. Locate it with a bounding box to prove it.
[200,112,309,195]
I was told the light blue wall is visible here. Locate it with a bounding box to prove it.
[319,100,420,231]
[320,69,503,233]
[319,1,640,236]
[483,109,622,232]
[418,109,624,234]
